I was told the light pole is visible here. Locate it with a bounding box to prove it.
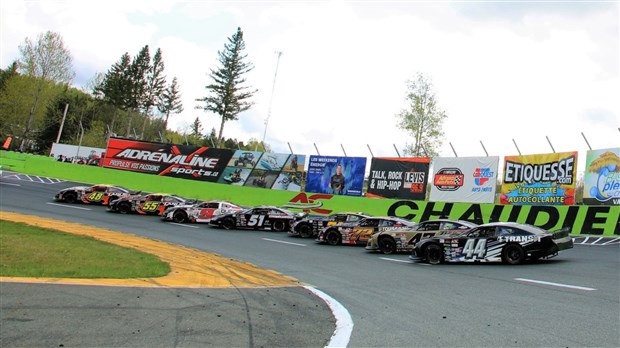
[258,51,283,151]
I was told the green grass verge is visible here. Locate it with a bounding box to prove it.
[0,220,170,278]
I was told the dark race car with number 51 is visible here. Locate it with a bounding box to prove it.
[209,206,305,232]
[410,222,573,265]
[108,193,188,215]
[54,184,134,205]
[162,200,242,223]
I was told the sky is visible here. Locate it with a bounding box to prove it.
[1,0,618,175]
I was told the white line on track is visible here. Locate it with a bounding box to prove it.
[170,222,200,229]
[261,238,306,247]
[379,257,414,264]
[46,202,92,211]
[602,238,620,245]
[514,278,597,291]
[304,286,353,348]
[0,182,21,186]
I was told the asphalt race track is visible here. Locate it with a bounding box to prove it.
[1,174,619,347]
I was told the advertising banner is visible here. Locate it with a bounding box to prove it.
[305,155,367,196]
[103,137,233,182]
[366,157,430,200]
[217,151,305,192]
[583,148,620,205]
[50,142,106,165]
[429,156,499,204]
[501,151,577,205]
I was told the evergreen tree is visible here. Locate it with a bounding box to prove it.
[196,27,256,147]
[158,77,183,130]
[0,61,19,91]
[140,48,166,138]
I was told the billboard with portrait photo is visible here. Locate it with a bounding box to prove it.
[305,156,367,196]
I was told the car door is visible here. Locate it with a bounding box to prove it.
[348,218,379,244]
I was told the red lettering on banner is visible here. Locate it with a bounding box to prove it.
[287,193,333,214]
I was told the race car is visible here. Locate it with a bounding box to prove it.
[410,222,573,265]
[162,200,242,223]
[366,219,478,254]
[54,184,134,205]
[108,193,188,215]
[316,216,417,246]
[289,212,369,238]
[209,206,305,232]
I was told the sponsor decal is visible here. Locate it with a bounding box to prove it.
[433,168,464,191]
[282,193,333,214]
[473,167,494,188]
[497,235,541,243]
[404,171,426,193]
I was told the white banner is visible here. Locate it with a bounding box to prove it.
[429,156,499,204]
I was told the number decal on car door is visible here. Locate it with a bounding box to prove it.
[247,214,266,227]
[142,201,159,212]
[87,192,104,201]
[463,239,487,259]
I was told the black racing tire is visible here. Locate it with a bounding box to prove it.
[379,237,397,255]
[172,210,187,223]
[298,224,313,238]
[64,192,77,204]
[222,217,236,230]
[325,229,342,246]
[117,202,132,214]
[502,244,525,265]
[424,243,444,265]
[272,220,287,232]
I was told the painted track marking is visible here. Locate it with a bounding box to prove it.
[170,222,200,229]
[46,202,92,210]
[602,238,620,245]
[514,278,596,291]
[380,257,413,264]
[304,286,353,348]
[262,238,306,247]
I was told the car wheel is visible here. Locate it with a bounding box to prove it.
[424,243,444,265]
[272,220,287,232]
[298,224,313,238]
[117,202,132,214]
[172,210,187,223]
[222,217,236,230]
[325,229,342,246]
[502,244,525,265]
[64,192,77,204]
[379,237,397,255]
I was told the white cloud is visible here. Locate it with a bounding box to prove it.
[1,0,617,173]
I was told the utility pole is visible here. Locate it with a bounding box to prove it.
[258,51,283,151]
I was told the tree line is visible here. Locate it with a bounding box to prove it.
[0,28,269,155]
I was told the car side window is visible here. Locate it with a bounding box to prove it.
[347,215,362,222]
[206,203,219,209]
[419,222,440,231]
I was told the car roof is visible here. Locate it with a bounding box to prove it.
[476,221,549,234]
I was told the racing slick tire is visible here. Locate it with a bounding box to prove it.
[424,243,444,265]
[172,210,187,223]
[63,192,77,204]
[222,217,236,230]
[117,202,132,214]
[378,237,397,255]
[325,229,342,246]
[502,244,525,265]
[272,220,287,232]
[298,224,313,238]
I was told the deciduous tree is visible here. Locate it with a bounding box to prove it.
[396,73,447,157]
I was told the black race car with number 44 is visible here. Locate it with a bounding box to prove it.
[316,216,417,246]
[289,212,369,238]
[54,184,134,205]
[108,193,188,215]
[162,200,242,223]
[410,222,573,265]
[209,206,305,232]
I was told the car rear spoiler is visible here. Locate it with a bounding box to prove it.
[551,226,573,250]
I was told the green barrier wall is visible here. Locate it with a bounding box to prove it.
[2,151,618,236]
